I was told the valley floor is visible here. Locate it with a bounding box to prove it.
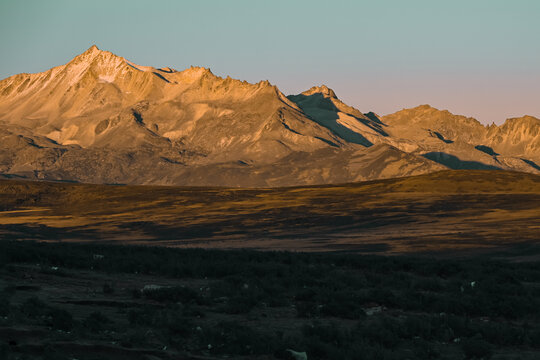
[0,170,539,254]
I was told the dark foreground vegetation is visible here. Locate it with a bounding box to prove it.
[1,241,540,359]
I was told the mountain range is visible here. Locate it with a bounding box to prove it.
[0,45,538,186]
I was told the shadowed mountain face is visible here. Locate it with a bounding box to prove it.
[0,46,538,186]
[287,86,389,147]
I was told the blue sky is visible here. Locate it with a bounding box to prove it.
[0,0,538,124]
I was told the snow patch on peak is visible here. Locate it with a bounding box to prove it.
[98,74,115,83]
[70,46,125,70]
[302,85,337,98]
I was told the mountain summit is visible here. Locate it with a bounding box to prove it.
[0,46,538,186]
[302,85,337,98]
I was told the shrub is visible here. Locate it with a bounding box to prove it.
[83,311,112,332]
[294,287,318,302]
[48,308,74,331]
[319,290,365,319]
[199,321,279,355]
[0,293,10,316]
[163,313,193,337]
[412,277,444,291]
[355,316,402,349]
[102,283,114,294]
[219,295,259,314]
[527,325,540,347]
[121,328,150,348]
[20,296,48,318]
[129,288,141,299]
[127,307,156,326]
[296,301,320,318]
[461,336,493,359]
[0,344,7,360]
[143,286,203,304]
[302,321,349,346]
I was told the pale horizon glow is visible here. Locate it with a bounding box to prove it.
[0,0,539,125]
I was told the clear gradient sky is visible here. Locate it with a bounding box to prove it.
[0,0,538,124]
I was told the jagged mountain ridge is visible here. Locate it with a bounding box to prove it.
[0,46,538,186]
[380,105,540,172]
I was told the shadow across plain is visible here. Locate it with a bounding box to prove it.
[0,170,539,254]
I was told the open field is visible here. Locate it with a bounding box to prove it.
[1,170,539,254]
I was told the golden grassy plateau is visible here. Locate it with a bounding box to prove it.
[1,170,539,254]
